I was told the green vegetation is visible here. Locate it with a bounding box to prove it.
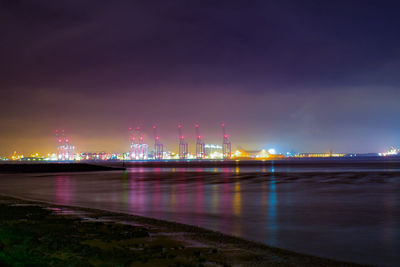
[0,204,227,266]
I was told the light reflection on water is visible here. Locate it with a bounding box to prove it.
[268,166,277,246]
[212,184,219,214]
[55,176,71,205]
[0,164,399,266]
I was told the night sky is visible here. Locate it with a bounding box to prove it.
[1,0,400,155]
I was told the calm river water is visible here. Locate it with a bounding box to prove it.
[0,163,399,266]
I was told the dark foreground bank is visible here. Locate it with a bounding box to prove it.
[0,163,124,173]
[0,195,360,267]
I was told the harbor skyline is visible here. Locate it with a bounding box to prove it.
[2,126,399,161]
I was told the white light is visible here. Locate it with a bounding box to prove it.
[268,148,276,154]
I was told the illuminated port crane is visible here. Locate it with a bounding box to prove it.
[153,125,164,160]
[221,123,232,160]
[129,126,148,160]
[178,124,188,159]
[128,127,136,160]
[55,129,75,161]
[195,123,205,159]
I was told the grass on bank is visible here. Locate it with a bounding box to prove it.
[0,204,227,266]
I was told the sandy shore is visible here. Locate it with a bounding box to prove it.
[0,194,361,266]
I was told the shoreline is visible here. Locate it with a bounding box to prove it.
[0,163,125,173]
[2,157,400,170]
[0,193,361,266]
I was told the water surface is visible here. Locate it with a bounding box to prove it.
[0,163,399,266]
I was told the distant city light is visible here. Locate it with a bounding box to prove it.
[268,148,276,154]
[380,147,400,156]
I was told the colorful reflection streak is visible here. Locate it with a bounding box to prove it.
[233,179,242,235]
[121,171,128,206]
[55,175,71,205]
[267,166,278,246]
[128,171,147,215]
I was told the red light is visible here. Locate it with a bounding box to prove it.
[178,125,181,128]
[221,123,225,127]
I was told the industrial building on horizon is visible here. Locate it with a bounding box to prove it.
[1,125,398,161]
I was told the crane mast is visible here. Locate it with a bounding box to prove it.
[129,126,148,160]
[153,125,164,160]
[178,124,188,159]
[55,129,75,161]
[221,123,231,160]
[195,123,205,159]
